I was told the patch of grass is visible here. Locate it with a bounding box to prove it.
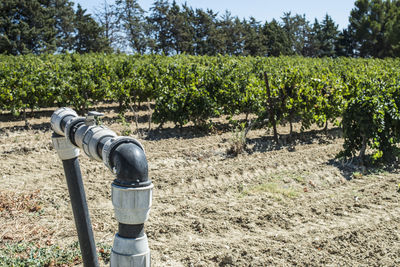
[272,171,309,185]
[0,242,112,266]
[0,242,81,266]
[98,243,112,264]
[117,114,132,136]
[292,175,306,185]
[352,171,363,179]
[240,182,299,199]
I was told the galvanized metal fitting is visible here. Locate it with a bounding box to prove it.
[74,125,92,149]
[50,107,78,135]
[82,126,117,161]
[52,134,80,160]
[110,234,150,267]
[64,117,85,146]
[111,183,153,225]
[102,137,145,172]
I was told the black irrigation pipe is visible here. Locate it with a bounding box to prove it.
[61,155,100,267]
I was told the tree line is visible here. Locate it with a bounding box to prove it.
[1,0,400,58]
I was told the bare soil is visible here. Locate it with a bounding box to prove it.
[1,107,399,266]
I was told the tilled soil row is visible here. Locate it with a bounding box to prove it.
[0,120,399,266]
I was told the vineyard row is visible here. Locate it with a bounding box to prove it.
[1,54,400,160]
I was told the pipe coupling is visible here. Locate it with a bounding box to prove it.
[52,134,80,160]
[82,126,117,161]
[110,234,150,267]
[111,183,153,225]
[50,107,78,135]
[102,137,145,172]
[64,117,85,146]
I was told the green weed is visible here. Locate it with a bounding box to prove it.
[0,242,81,266]
[240,182,299,200]
[227,123,247,156]
[0,242,112,266]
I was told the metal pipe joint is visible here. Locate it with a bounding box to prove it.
[51,107,153,267]
[111,184,153,225]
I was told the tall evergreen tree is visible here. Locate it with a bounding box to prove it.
[217,11,243,55]
[147,0,172,54]
[0,0,57,55]
[168,1,195,54]
[281,12,311,55]
[192,8,218,55]
[262,19,291,56]
[335,28,357,57]
[384,0,400,56]
[115,0,147,54]
[349,0,380,57]
[316,14,339,57]
[242,17,266,56]
[74,4,109,53]
[51,0,75,52]
[348,0,400,57]
[303,19,321,57]
[94,0,121,51]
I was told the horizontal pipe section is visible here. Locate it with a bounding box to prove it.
[97,136,113,161]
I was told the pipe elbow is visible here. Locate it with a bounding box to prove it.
[110,142,150,187]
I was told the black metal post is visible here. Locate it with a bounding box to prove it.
[62,157,100,267]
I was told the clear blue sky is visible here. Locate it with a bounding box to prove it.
[74,0,355,30]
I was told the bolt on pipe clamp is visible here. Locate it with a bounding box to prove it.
[111,183,153,225]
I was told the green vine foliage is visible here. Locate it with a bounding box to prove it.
[1,54,400,161]
[342,77,400,162]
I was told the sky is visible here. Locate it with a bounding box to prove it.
[74,0,355,30]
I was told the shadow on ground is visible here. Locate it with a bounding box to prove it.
[247,127,343,154]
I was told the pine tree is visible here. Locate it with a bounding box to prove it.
[281,12,311,55]
[115,0,147,54]
[0,0,57,55]
[51,0,75,52]
[217,11,243,55]
[147,0,172,54]
[335,28,356,57]
[348,0,400,57]
[317,14,339,57]
[74,4,110,53]
[193,8,218,55]
[242,17,266,56]
[94,0,121,51]
[168,1,195,54]
[262,19,291,56]
[303,19,321,57]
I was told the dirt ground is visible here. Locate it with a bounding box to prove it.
[1,106,399,266]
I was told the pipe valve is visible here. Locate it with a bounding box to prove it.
[85,111,104,126]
